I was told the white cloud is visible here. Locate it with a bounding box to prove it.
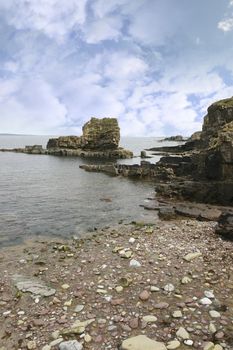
[0,0,88,43]
[84,16,123,43]
[0,78,67,134]
[218,18,233,31]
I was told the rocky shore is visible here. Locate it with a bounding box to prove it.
[0,219,233,350]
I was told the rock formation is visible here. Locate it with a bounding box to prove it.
[80,97,233,206]
[46,117,132,158]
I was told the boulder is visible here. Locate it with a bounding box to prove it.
[215,212,233,239]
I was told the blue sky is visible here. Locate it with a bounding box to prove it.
[1,0,233,136]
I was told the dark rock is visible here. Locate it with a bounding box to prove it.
[215,212,233,239]
[163,135,186,142]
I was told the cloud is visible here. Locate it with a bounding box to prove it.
[83,16,123,43]
[218,0,233,32]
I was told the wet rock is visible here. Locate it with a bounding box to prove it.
[121,335,167,350]
[13,275,56,297]
[59,340,83,350]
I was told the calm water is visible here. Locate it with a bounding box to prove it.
[0,135,179,246]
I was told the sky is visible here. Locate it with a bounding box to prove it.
[1,0,233,136]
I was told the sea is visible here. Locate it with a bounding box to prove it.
[0,135,179,246]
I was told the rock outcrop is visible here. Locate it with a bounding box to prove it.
[215,212,233,240]
[0,118,133,159]
[46,117,132,159]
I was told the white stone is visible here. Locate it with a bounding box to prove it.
[129,238,136,244]
[121,335,166,350]
[167,340,181,349]
[200,297,212,305]
[176,327,190,340]
[129,259,141,268]
[209,310,221,318]
[142,315,157,323]
[183,252,202,261]
[204,290,215,299]
[150,286,160,292]
[59,340,83,350]
[74,305,84,313]
[184,339,193,346]
[172,310,182,318]
[164,283,175,292]
[13,274,56,297]
[181,276,192,284]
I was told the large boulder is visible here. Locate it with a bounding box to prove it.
[82,117,120,150]
[215,212,233,240]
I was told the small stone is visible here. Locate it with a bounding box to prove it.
[64,299,72,307]
[129,238,135,243]
[172,310,182,318]
[129,259,141,267]
[121,335,166,350]
[129,318,139,329]
[115,286,124,293]
[142,315,157,323]
[139,290,150,301]
[84,334,92,343]
[61,284,70,290]
[183,252,202,261]
[215,331,224,340]
[167,340,181,349]
[27,341,37,349]
[150,286,160,292]
[176,327,190,340]
[50,339,63,347]
[204,290,215,299]
[200,297,212,305]
[209,310,221,318]
[214,345,223,350]
[59,340,83,350]
[154,302,169,309]
[209,323,217,334]
[51,331,60,340]
[42,346,51,350]
[181,276,192,284]
[164,284,175,292]
[203,342,215,350]
[184,339,193,346]
[74,305,84,313]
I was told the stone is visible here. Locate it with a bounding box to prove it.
[27,341,37,349]
[164,283,175,292]
[139,290,150,301]
[150,286,160,292]
[215,212,233,239]
[183,252,202,261]
[13,275,56,297]
[172,310,182,318]
[154,302,169,309]
[59,340,83,350]
[121,335,167,350]
[129,259,141,267]
[74,305,84,313]
[167,340,181,349]
[84,334,92,343]
[61,284,70,290]
[200,297,212,305]
[204,290,215,299]
[176,327,190,340]
[115,286,124,293]
[142,315,157,323]
[42,346,51,350]
[209,310,221,318]
[181,276,192,284]
[184,340,193,346]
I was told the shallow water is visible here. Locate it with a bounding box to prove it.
[0,135,180,246]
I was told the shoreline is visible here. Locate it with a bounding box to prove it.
[0,219,232,350]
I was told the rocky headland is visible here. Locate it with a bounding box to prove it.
[0,118,133,159]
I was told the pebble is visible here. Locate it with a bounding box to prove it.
[154,302,169,309]
[129,237,135,243]
[167,340,181,349]
[84,334,92,343]
[184,252,202,261]
[27,341,37,349]
[200,297,212,305]
[129,259,141,267]
[61,284,70,290]
[181,276,192,284]
[164,283,175,292]
[184,339,193,346]
[74,305,84,313]
[209,310,221,318]
[150,286,160,292]
[59,340,83,350]
[121,335,166,350]
[142,315,157,323]
[172,310,182,318]
[139,290,150,301]
[176,327,190,340]
[204,290,215,299]
[42,346,51,350]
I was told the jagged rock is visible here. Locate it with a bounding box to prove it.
[163,135,186,142]
[215,212,233,239]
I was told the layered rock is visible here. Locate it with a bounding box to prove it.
[46,117,132,159]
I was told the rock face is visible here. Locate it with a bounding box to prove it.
[46,117,132,159]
